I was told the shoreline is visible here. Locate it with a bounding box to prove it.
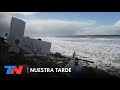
[0,36,119,78]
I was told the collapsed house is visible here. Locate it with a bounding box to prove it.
[7,17,51,56]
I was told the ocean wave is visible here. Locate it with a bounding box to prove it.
[33,36,120,76]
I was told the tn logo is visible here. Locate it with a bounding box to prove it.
[4,66,23,74]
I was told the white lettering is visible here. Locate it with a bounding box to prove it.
[55,68,71,72]
[29,68,54,72]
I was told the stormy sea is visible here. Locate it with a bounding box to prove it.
[33,35,120,77]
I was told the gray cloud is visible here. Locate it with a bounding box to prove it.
[1,13,120,37]
[24,19,120,36]
[24,19,95,36]
[0,13,11,37]
[6,12,38,16]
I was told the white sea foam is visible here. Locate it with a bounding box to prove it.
[33,36,120,76]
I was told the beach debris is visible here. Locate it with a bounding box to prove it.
[7,17,51,56]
